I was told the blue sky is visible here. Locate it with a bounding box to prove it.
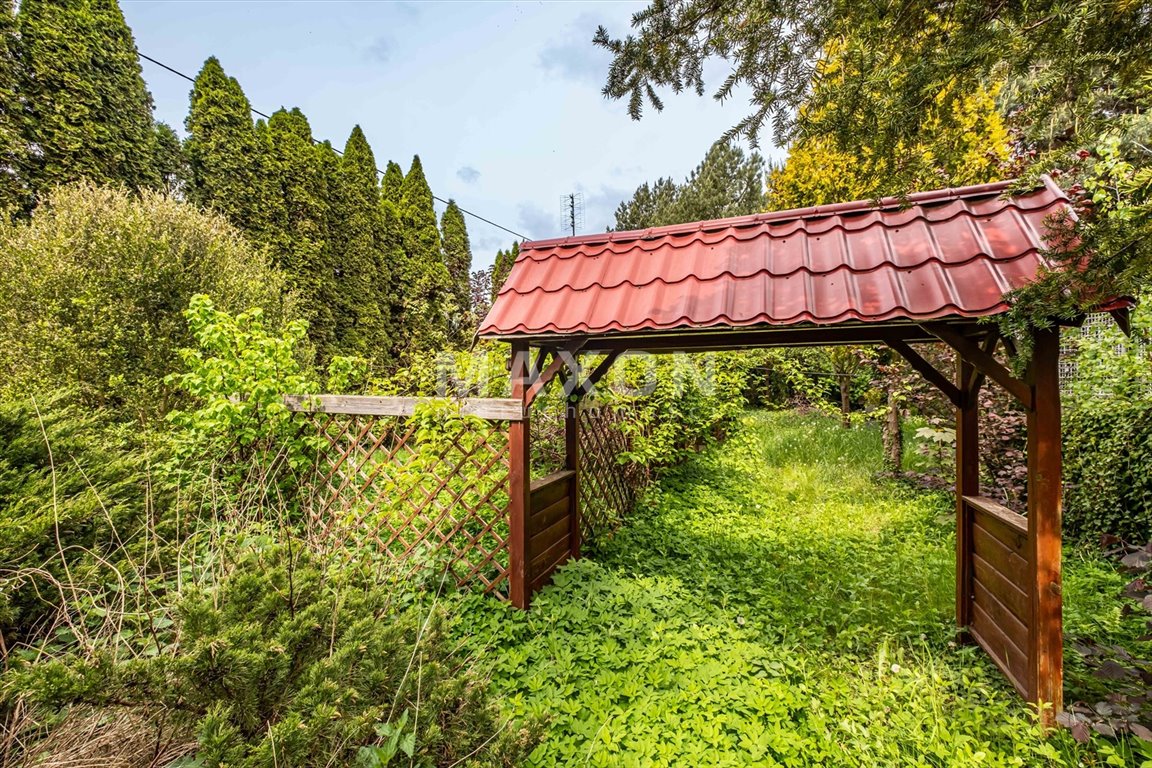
[123,0,781,268]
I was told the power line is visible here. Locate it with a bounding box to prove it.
[137,51,528,241]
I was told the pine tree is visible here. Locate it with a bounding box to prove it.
[0,1,25,215]
[184,57,268,236]
[327,126,388,361]
[267,108,336,359]
[612,139,766,230]
[395,154,452,354]
[17,0,159,197]
[440,200,473,339]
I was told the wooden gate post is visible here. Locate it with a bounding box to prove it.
[565,397,581,560]
[508,341,532,609]
[1027,327,1063,723]
[956,356,980,634]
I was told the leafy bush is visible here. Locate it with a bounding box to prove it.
[1063,300,1152,543]
[1064,400,1152,543]
[0,182,294,421]
[2,546,537,767]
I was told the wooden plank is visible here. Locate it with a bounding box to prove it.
[955,356,979,633]
[923,322,1033,408]
[284,394,526,421]
[965,495,1027,536]
[529,496,571,532]
[973,553,1031,622]
[973,511,1028,559]
[972,603,1031,698]
[972,522,1029,586]
[508,342,532,609]
[529,532,571,580]
[530,511,571,554]
[530,470,574,511]
[974,580,1030,655]
[1027,326,1063,722]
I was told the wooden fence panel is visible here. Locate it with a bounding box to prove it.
[527,469,576,594]
[577,405,648,545]
[293,404,513,597]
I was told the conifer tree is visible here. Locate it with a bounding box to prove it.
[440,200,473,339]
[327,126,389,361]
[490,242,518,301]
[152,122,187,197]
[17,0,159,197]
[267,108,336,359]
[184,57,269,237]
[395,155,452,354]
[380,160,403,204]
[0,2,25,215]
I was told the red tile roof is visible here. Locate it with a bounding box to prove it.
[479,177,1073,340]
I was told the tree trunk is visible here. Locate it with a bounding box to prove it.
[839,377,851,427]
[882,386,903,472]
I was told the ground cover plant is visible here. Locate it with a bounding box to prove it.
[457,411,1152,767]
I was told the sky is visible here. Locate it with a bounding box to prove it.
[122,0,783,268]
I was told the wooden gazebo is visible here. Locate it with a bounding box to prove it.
[478,176,1129,723]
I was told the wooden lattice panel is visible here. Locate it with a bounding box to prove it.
[578,405,648,545]
[299,412,512,597]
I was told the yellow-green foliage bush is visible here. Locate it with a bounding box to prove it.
[0,182,293,422]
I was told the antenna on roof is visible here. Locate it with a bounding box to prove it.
[562,192,585,237]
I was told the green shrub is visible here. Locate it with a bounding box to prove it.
[0,392,167,646]
[0,182,294,422]
[2,546,537,767]
[1064,400,1152,543]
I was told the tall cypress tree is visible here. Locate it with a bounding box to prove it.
[0,1,25,215]
[267,108,336,359]
[490,241,518,301]
[17,0,159,197]
[440,200,473,339]
[327,126,388,361]
[184,57,268,236]
[152,122,187,197]
[380,160,403,204]
[396,155,452,354]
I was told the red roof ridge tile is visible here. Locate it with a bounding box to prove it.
[517,178,1054,254]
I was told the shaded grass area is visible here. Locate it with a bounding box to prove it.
[456,411,1147,767]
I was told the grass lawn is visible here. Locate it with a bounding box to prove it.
[455,411,1148,767]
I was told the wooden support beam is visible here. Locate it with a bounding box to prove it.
[885,337,961,407]
[956,355,980,637]
[573,350,622,398]
[524,341,586,406]
[508,341,532,610]
[1110,307,1132,337]
[1027,327,1063,724]
[922,323,1032,408]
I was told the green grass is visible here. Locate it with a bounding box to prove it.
[455,411,1148,767]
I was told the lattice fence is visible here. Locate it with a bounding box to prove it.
[295,410,512,597]
[578,405,649,546]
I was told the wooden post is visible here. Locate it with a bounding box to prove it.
[508,342,532,609]
[565,397,581,560]
[1027,327,1063,723]
[956,355,980,634]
